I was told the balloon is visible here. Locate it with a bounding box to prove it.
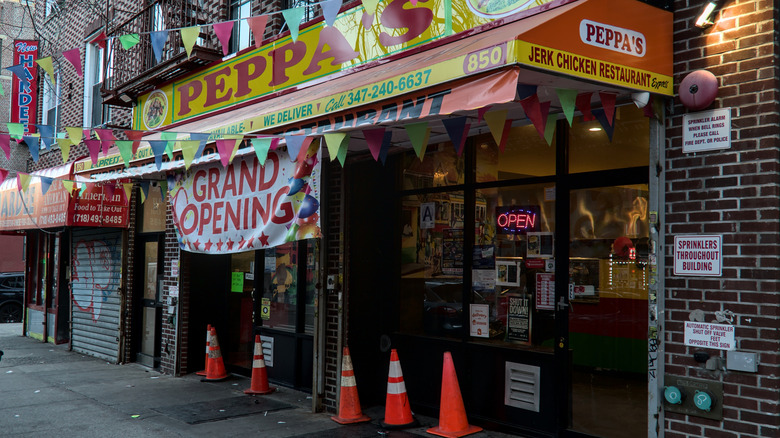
[298,194,319,219]
[298,212,318,225]
[288,178,305,195]
[293,160,313,179]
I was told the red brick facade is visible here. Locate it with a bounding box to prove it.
[665,1,779,436]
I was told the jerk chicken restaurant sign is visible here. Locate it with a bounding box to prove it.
[169,142,322,254]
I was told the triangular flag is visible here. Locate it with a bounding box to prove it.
[90,31,107,49]
[62,180,74,196]
[361,0,380,15]
[282,7,305,42]
[251,137,273,164]
[336,137,348,166]
[57,138,71,163]
[0,168,7,183]
[181,26,200,58]
[498,120,512,152]
[150,30,169,63]
[632,92,650,109]
[148,140,168,170]
[575,92,594,121]
[7,123,24,140]
[215,138,240,167]
[116,140,133,167]
[0,134,10,159]
[592,108,615,141]
[404,122,430,161]
[35,57,56,87]
[323,133,348,161]
[213,21,234,56]
[556,88,577,126]
[180,140,200,169]
[161,131,177,159]
[95,128,115,141]
[119,33,140,50]
[190,132,210,158]
[84,139,101,165]
[517,84,537,100]
[599,92,617,126]
[284,134,309,161]
[140,181,150,203]
[321,0,342,26]
[104,183,116,200]
[62,48,83,77]
[125,130,145,154]
[66,127,83,146]
[247,15,269,48]
[17,173,31,191]
[0,82,4,96]
[363,128,385,161]
[23,136,40,162]
[544,113,556,146]
[122,183,133,202]
[39,176,53,196]
[160,180,168,198]
[379,131,392,165]
[483,110,509,146]
[6,64,29,90]
[442,116,469,156]
[520,94,546,139]
[477,106,492,123]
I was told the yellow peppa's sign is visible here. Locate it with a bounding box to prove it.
[135,0,547,130]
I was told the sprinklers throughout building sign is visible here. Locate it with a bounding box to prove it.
[169,143,322,254]
[674,235,722,276]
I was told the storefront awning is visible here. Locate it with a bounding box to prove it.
[144,0,670,139]
[78,0,671,176]
[0,163,131,231]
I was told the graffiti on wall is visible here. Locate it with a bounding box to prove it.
[72,239,120,322]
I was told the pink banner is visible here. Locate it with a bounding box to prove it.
[169,142,322,254]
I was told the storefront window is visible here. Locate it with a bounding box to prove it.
[400,191,465,337]
[226,251,255,369]
[475,125,555,183]
[402,141,464,190]
[473,184,555,346]
[569,105,649,173]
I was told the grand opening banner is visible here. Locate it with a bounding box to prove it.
[169,142,322,254]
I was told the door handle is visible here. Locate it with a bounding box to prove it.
[557,296,569,311]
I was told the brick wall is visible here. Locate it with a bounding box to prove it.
[665,1,779,436]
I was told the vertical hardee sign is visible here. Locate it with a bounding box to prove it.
[12,40,38,134]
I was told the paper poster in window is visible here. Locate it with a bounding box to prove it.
[496,260,520,286]
[527,232,554,258]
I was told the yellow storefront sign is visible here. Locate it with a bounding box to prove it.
[134,0,536,130]
[516,40,672,95]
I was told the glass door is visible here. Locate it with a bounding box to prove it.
[258,239,318,390]
[138,237,163,368]
[567,184,649,437]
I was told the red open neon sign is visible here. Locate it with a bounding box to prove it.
[496,206,540,234]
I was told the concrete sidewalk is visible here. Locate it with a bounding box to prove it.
[0,323,522,438]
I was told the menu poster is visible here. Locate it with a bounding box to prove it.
[506,295,531,343]
[536,273,555,310]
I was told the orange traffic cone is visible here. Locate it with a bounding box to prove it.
[331,347,371,424]
[382,349,417,429]
[201,328,229,382]
[244,335,275,395]
[195,324,211,376]
[427,352,482,438]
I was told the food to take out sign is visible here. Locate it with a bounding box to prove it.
[674,235,722,276]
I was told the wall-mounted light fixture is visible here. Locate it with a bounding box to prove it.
[694,1,719,28]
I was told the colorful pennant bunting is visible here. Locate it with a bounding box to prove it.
[150,30,169,63]
[213,21,234,56]
[247,15,269,48]
[404,122,430,161]
[363,128,386,161]
[119,33,141,50]
[181,26,200,58]
[62,48,83,77]
[281,7,305,42]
